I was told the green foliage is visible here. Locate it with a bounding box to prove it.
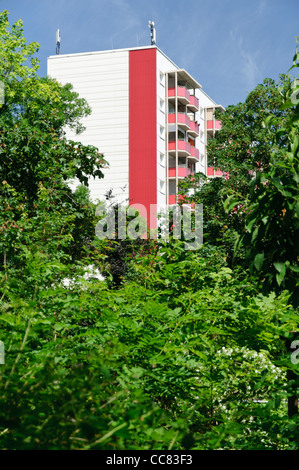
[0,74,105,204]
[1,243,298,450]
[0,10,39,83]
[241,40,299,305]
[207,75,292,179]
[0,10,106,267]
[178,174,245,266]
[178,73,294,267]
[0,10,106,208]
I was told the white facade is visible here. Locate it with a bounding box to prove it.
[48,48,130,205]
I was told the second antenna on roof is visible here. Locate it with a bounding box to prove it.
[148,21,156,45]
[56,29,61,54]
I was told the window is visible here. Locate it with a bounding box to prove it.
[169,156,175,167]
[160,179,165,193]
[178,157,186,167]
[168,103,175,114]
[168,129,186,142]
[178,104,186,113]
[206,108,214,120]
[169,180,176,195]
[168,76,175,88]
[159,71,165,86]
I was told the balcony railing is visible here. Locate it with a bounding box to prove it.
[168,194,194,207]
[206,120,222,130]
[189,147,199,160]
[168,167,192,178]
[207,167,224,177]
[187,95,199,112]
[188,120,199,136]
[168,194,176,205]
[168,86,191,104]
[168,113,191,130]
[168,140,191,155]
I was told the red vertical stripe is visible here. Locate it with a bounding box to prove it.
[129,48,157,228]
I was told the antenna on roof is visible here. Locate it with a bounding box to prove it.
[148,21,156,45]
[56,29,61,55]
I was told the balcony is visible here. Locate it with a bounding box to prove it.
[187,95,199,112]
[207,167,224,177]
[206,120,222,130]
[168,167,192,178]
[168,140,191,156]
[188,120,199,137]
[168,194,177,205]
[168,113,191,131]
[168,194,194,207]
[168,86,191,105]
[189,147,199,161]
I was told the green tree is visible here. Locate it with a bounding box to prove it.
[0,10,106,269]
[207,75,292,179]
[178,73,294,267]
[0,10,39,83]
[243,40,299,305]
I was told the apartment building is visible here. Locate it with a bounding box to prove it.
[47,45,223,222]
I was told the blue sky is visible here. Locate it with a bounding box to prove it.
[1,0,299,107]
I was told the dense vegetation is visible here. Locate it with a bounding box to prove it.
[0,11,298,450]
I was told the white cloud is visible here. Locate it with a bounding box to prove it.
[230,29,261,90]
[257,0,267,18]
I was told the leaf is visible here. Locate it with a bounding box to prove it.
[274,262,286,286]
[208,326,230,336]
[254,253,264,271]
[53,322,66,331]
[273,262,286,274]
[246,217,256,233]
[251,226,259,242]
[263,114,274,126]
[279,101,293,111]
[291,135,299,155]
[223,195,240,213]
[0,314,15,326]
[276,271,286,286]
[290,265,299,273]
